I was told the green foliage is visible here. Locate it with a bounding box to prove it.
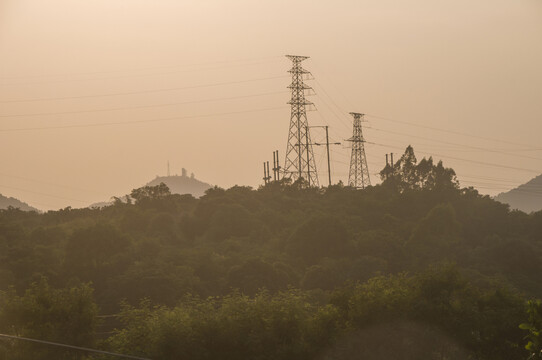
[331,267,525,359]
[0,146,541,359]
[108,290,341,360]
[287,216,351,264]
[0,279,98,360]
[381,145,459,192]
[227,258,292,295]
[520,300,542,359]
[130,182,171,204]
[407,203,462,267]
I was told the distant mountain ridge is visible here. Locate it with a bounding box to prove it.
[0,193,39,212]
[494,174,542,213]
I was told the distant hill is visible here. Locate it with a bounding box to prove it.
[89,172,212,208]
[146,174,212,198]
[0,193,39,212]
[494,174,542,213]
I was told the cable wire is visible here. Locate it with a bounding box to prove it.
[364,113,540,150]
[366,126,542,162]
[0,75,288,103]
[0,184,88,204]
[366,141,541,174]
[0,333,151,360]
[0,106,287,133]
[0,91,287,118]
[0,55,282,81]
[0,59,283,87]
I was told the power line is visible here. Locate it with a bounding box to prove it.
[364,113,539,150]
[0,172,108,197]
[0,196,56,211]
[311,82,352,133]
[459,174,534,185]
[364,127,542,168]
[310,61,359,112]
[0,91,287,118]
[0,75,288,103]
[0,106,286,133]
[366,141,541,174]
[0,58,283,87]
[305,72,541,158]
[293,64,542,189]
[0,184,88,204]
[459,179,542,191]
[0,333,151,360]
[0,55,282,81]
[366,126,542,162]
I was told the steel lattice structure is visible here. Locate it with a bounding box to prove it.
[283,55,319,187]
[347,112,371,189]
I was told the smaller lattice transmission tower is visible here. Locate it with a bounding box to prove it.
[347,112,371,189]
[283,55,319,187]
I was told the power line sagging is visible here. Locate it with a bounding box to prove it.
[283,55,319,187]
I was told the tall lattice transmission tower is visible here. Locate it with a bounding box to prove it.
[347,112,371,188]
[283,55,319,186]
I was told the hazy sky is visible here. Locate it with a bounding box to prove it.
[1,0,541,210]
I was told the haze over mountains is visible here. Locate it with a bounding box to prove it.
[1,1,540,210]
[5,170,542,214]
[0,193,39,212]
[494,174,542,213]
[1,169,213,211]
[3,152,542,359]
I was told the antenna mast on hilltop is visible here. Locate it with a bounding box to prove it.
[283,55,319,186]
[347,112,371,189]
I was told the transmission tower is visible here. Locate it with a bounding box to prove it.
[347,112,371,189]
[283,55,319,187]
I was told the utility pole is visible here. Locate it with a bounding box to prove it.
[313,126,341,186]
[272,150,281,181]
[324,126,333,187]
[167,161,170,177]
[273,152,277,181]
[347,112,371,189]
[384,153,395,180]
[263,162,269,185]
[283,55,319,187]
[305,126,311,186]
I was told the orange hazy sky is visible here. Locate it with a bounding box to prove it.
[1,0,541,210]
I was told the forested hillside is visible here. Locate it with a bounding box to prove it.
[1,147,541,360]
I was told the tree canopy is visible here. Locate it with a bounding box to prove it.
[0,146,540,359]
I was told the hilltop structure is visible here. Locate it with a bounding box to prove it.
[147,170,211,198]
[89,168,212,208]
